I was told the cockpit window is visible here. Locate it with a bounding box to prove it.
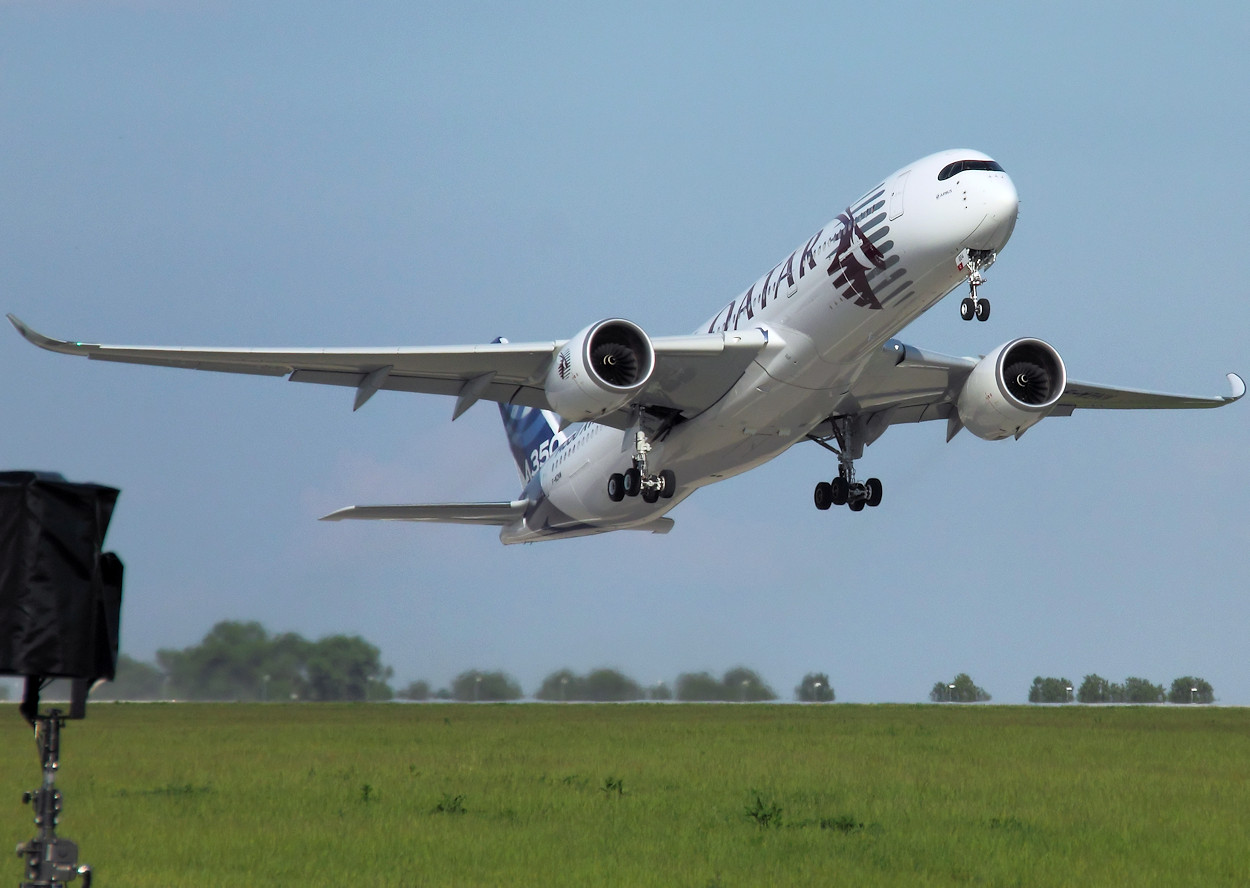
[937,159,1004,181]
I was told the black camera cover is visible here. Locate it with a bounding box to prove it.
[0,471,122,681]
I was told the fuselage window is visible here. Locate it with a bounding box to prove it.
[937,159,1005,181]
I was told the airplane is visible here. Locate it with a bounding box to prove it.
[9,149,1244,543]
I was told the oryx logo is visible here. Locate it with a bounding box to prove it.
[828,209,888,310]
[556,348,572,380]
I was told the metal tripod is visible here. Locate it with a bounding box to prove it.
[16,699,92,887]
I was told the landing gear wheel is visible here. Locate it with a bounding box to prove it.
[642,486,660,504]
[658,469,677,499]
[830,477,849,506]
[974,298,991,322]
[607,473,625,502]
[848,497,866,512]
[865,477,883,508]
[960,297,975,321]
[814,481,833,511]
[623,467,642,497]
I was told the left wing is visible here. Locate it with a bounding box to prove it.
[7,315,767,426]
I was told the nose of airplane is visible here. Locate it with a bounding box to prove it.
[964,172,1019,252]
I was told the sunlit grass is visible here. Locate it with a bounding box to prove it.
[1,703,1246,886]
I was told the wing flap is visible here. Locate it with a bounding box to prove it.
[320,501,528,526]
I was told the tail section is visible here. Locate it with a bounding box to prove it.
[499,403,569,486]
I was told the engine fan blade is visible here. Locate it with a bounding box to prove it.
[591,342,639,386]
[1004,361,1052,405]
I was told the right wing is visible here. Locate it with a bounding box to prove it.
[7,315,767,426]
[835,338,1243,445]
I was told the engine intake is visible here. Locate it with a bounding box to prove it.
[957,338,1066,440]
[544,319,655,422]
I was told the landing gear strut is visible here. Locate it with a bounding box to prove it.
[957,248,996,322]
[809,417,882,513]
[607,425,676,504]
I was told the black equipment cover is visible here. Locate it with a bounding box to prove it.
[0,471,122,682]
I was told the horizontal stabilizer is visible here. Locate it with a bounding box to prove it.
[320,501,527,526]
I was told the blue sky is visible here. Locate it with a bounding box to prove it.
[3,3,1247,703]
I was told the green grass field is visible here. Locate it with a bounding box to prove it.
[1,703,1246,886]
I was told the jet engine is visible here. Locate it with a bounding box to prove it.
[956,338,1066,440]
[544,319,656,422]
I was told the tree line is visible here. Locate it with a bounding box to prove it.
[70,622,1218,704]
[926,673,1217,704]
[1027,674,1215,704]
[94,621,393,702]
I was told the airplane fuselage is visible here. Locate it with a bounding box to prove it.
[511,149,1019,542]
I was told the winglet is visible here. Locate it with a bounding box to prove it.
[1225,373,1245,403]
[7,314,93,355]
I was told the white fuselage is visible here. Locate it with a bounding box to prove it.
[507,150,1019,542]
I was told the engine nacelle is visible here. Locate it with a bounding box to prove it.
[544,319,656,422]
[956,338,1067,440]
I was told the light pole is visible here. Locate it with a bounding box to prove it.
[474,674,482,702]
[948,683,955,703]
[262,674,270,702]
[813,681,822,702]
[1191,686,1198,704]
[1066,685,1073,704]
[560,676,568,702]
[741,679,750,702]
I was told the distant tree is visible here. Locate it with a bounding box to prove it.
[724,667,776,702]
[1028,676,1074,704]
[648,681,672,701]
[535,669,585,701]
[1077,673,1112,703]
[93,654,167,700]
[676,671,725,701]
[795,672,835,702]
[157,620,272,700]
[675,669,775,702]
[303,634,392,701]
[1122,676,1165,704]
[396,680,431,701]
[1168,676,1214,704]
[930,673,991,703]
[452,670,522,702]
[154,621,394,701]
[584,668,644,702]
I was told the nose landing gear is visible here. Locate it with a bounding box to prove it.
[957,248,997,322]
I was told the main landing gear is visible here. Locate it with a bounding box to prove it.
[956,248,997,322]
[607,427,676,505]
[809,417,882,513]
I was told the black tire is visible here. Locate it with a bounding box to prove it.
[831,477,849,506]
[975,298,991,321]
[814,481,833,511]
[659,469,677,499]
[623,468,642,497]
[642,487,660,504]
[607,473,625,502]
[849,497,866,512]
[865,477,883,507]
[960,297,975,321]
